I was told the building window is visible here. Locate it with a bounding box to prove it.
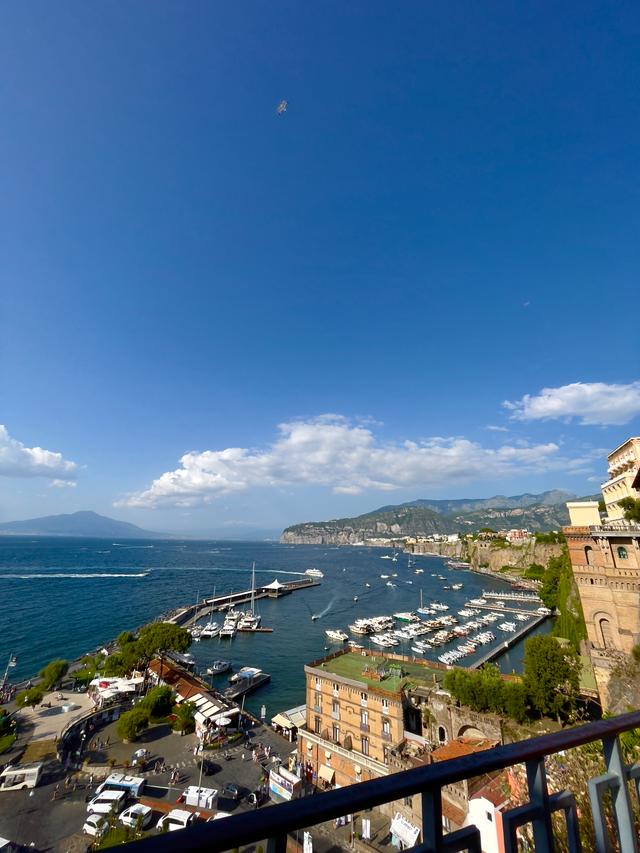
[383,747,389,764]
[332,700,339,715]
[360,691,367,703]
[382,698,389,711]
[618,546,628,560]
[486,812,493,822]
[332,683,339,695]
[315,676,320,688]
[584,546,594,565]
[382,718,390,735]
[404,796,413,808]
[332,724,340,743]
[361,736,369,755]
[361,709,368,726]
[314,716,321,734]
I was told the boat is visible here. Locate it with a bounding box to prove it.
[348,640,364,649]
[365,583,371,588]
[353,596,358,602]
[386,581,396,587]
[206,660,231,676]
[200,621,220,638]
[415,568,424,574]
[452,583,463,590]
[393,612,416,622]
[219,611,240,639]
[225,667,270,700]
[380,574,390,579]
[325,629,349,642]
[380,555,392,560]
[238,563,262,630]
[391,552,398,562]
[305,568,324,578]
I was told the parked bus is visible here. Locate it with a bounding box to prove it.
[95,773,146,798]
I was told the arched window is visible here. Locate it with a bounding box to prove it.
[437,726,447,744]
[584,546,594,566]
[618,546,628,560]
[590,578,594,585]
[598,617,615,649]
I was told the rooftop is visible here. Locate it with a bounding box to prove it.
[431,737,498,763]
[309,651,443,693]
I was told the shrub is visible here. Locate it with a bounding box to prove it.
[116,707,150,742]
[172,701,196,734]
[524,563,545,581]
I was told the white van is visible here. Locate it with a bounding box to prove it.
[96,773,146,798]
[157,809,198,832]
[0,763,43,791]
[86,789,127,816]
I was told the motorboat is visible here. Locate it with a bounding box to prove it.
[380,574,390,579]
[348,640,364,649]
[451,583,463,590]
[393,612,417,622]
[206,660,231,676]
[386,581,396,588]
[353,596,358,602]
[200,621,220,638]
[325,629,349,642]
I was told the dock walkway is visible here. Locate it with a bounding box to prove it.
[469,612,549,669]
[169,578,320,628]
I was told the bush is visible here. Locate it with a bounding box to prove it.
[39,659,69,689]
[524,563,545,581]
[15,686,46,708]
[523,636,579,722]
[445,666,529,723]
[116,707,150,742]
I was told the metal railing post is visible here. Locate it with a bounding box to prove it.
[266,833,288,853]
[420,787,443,852]
[526,758,555,853]
[603,736,638,853]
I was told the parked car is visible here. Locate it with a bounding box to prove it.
[120,803,154,829]
[222,783,239,800]
[157,809,198,832]
[83,814,109,838]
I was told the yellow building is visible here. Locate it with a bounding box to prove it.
[601,437,640,522]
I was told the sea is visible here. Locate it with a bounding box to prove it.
[0,538,551,717]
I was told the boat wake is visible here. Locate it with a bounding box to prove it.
[3,572,151,579]
[312,599,334,621]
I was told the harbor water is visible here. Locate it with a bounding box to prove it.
[0,538,551,716]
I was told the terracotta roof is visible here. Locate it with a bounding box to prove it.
[441,798,467,828]
[471,773,510,808]
[431,738,497,763]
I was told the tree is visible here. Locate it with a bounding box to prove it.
[539,555,563,609]
[523,635,579,722]
[619,497,640,523]
[117,631,136,648]
[137,623,191,661]
[116,707,150,742]
[39,659,69,689]
[524,563,545,581]
[141,685,174,718]
[172,701,196,734]
[15,686,46,709]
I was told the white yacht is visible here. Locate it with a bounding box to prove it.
[325,629,348,642]
[200,621,220,639]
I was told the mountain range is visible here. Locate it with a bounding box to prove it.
[0,511,164,539]
[280,490,596,545]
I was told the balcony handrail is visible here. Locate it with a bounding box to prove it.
[124,710,640,853]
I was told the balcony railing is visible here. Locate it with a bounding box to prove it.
[125,710,640,853]
[381,729,392,742]
[360,722,370,733]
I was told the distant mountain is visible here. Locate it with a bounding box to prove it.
[281,490,596,545]
[0,511,165,539]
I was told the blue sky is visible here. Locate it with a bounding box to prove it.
[1,1,639,535]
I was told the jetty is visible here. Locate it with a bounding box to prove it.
[168,578,320,628]
[469,611,550,669]
[466,602,548,617]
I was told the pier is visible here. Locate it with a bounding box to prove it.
[469,611,550,669]
[168,578,321,628]
[466,602,548,616]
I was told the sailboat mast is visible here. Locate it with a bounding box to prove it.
[251,562,256,615]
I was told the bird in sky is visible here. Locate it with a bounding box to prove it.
[276,99,288,115]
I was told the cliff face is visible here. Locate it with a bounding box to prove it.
[410,538,563,572]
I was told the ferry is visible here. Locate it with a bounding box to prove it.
[325,629,349,642]
[483,590,540,602]
[225,667,270,700]
[305,568,324,578]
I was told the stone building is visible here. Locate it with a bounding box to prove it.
[564,436,640,706]
[298,648,505,841]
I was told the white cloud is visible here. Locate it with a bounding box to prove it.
[118,415,596,509]
[0,425,77,481]
[485,425,509,432]
[504,381,640,426]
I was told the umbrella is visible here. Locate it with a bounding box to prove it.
[216,717,232,727]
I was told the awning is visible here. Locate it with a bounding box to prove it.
[272,713,295,729]
[194,711,207,725]
[390,814,420,847]
[318,765,335,784]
